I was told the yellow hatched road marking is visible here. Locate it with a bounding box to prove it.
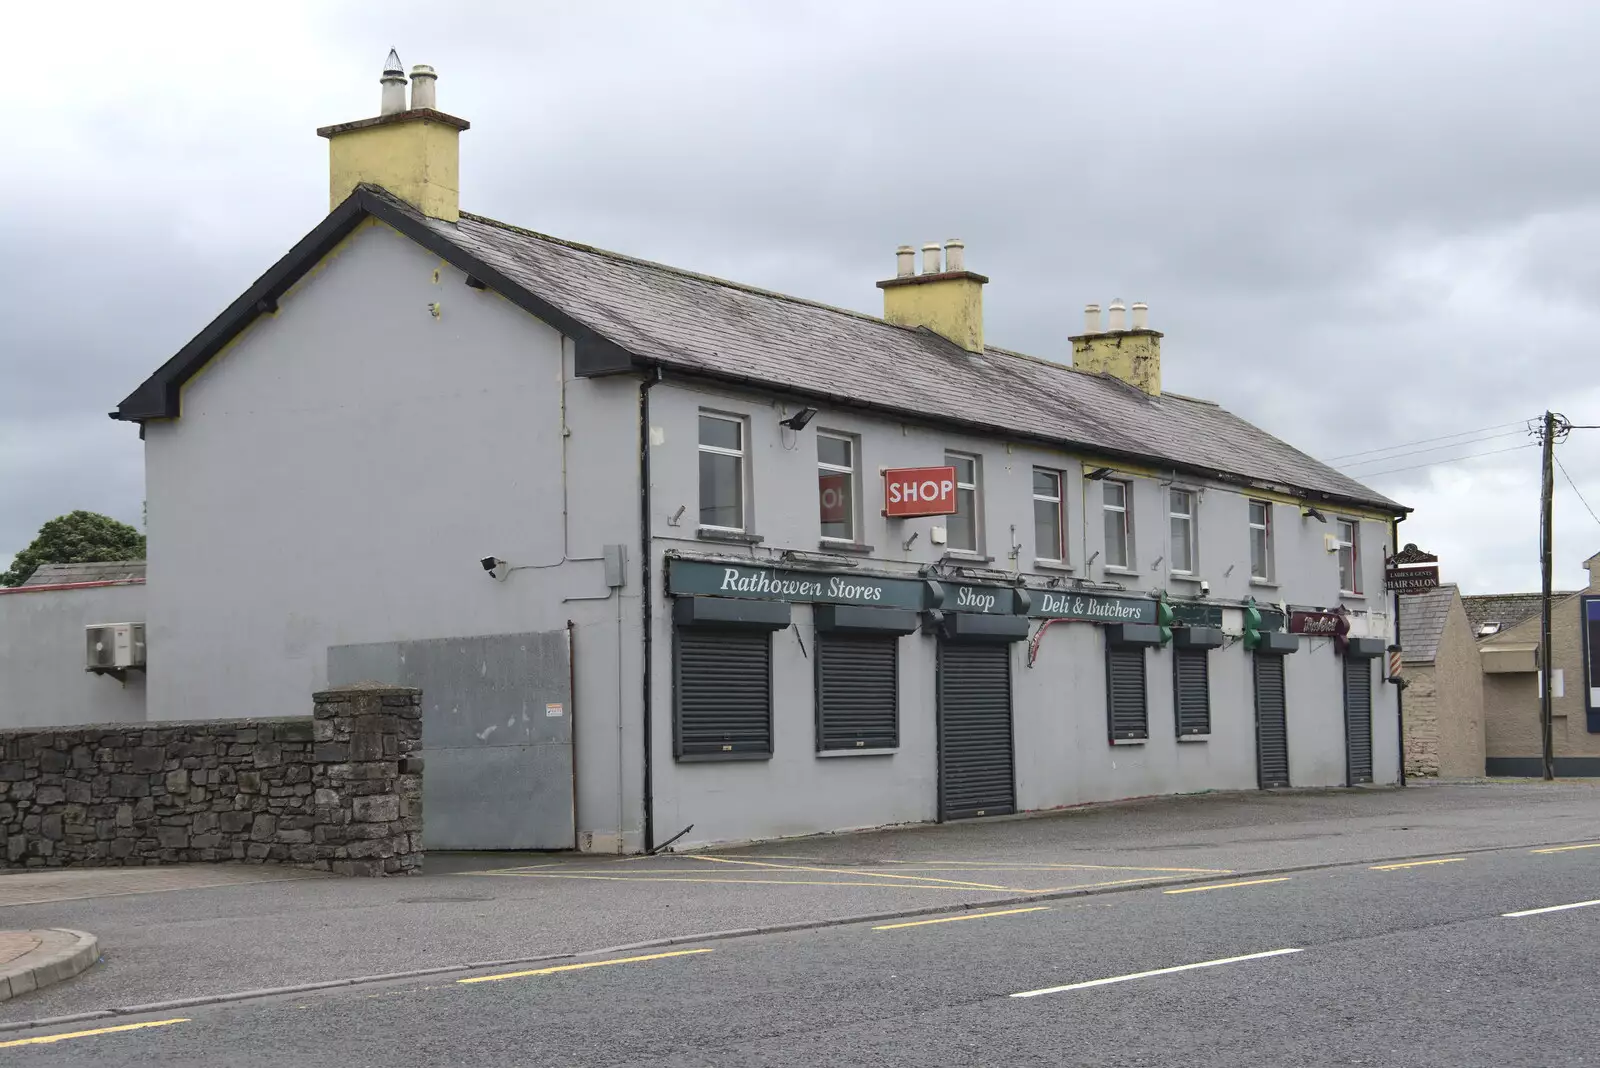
[1532,843,1600,854]
[683,854,1022,892]
[1164,877,1291,895]
[494,872,974,890]
[1370,858,1464,871]
[0,1019,190,1048]
[874,906,1052,930]
[459,949,713,985]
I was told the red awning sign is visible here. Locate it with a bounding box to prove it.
[883,466,958,518]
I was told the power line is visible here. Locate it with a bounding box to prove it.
[1554,452,1600,529]
[1323,418,1534,462]
[1353,442,1538,479]
[1337,428,1531,471]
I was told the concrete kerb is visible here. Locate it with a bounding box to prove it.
[0,930,99,1003]
[3,832,1587,1035]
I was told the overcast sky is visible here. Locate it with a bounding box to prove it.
[4,1,1599,592]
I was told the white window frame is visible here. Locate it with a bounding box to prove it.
[697,411,747,533]
[1032,468,1067,563]
[816,431,858,544]
[1336,518,1362,595]
[1103,479,1133,570]
[1168,487,1198,575]
[945,450,982,554]
[1248,499,1274,582]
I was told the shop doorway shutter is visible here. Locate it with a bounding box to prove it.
[937,641,1015,820]
[1254,654,1290,789]
[1343,656,1374,784]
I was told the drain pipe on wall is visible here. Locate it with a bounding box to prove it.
[639,367,663,853]
[1391,512,1407,787]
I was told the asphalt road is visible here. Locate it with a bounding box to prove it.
[6,838,1599,1066]
[4,780,1598,1026]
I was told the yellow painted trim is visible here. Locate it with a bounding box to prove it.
[1532,842,1600,854]
[0,1019,190,1048]
[458,949,711,984]
[1164,877,1291,895]
[873,906,1052,930]
[1370,858,1464,870]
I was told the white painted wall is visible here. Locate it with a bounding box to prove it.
[644,378,1400,847]
[0,584,147,728]
[142,219,646,852]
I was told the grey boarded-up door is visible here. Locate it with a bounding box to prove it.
[328,630,574,850]
[937,641,1016,820]
[1343,656,1374,785]
[1254,653,1290,789]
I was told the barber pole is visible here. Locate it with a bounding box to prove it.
[1387,648,1404,683]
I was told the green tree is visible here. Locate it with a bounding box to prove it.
[0,511,146,587]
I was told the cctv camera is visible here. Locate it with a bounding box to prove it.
[480,556,510,581]
[1199,580,1210,597]
[480,557,497,572]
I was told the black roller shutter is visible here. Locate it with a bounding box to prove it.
[1174,647,1211,736]
[937,642,1015,820]
[1106,645,1149,741]
[1254,653,1290,788]
[675,629,772,759]
[816,634,899,750]
[1344,656,1374,784]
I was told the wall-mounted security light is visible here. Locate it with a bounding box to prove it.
[1087,467,1114,480]
[480,556,510,581]
[779,406,819,431]
[1302,506,1327,522]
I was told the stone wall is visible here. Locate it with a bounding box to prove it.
[0,685,422,876]
[1402,664,1442,778]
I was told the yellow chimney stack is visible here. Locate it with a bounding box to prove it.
[316,52,469,222]
[1070,299,1162,395]
[876,239,988,353]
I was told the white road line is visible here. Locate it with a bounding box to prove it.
[1503,899,1600,918]
[1010,948,1303,998]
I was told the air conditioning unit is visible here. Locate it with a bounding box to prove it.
[86,623,146,675]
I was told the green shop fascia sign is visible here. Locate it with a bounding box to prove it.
[1026,589,1155,625]
[665,560,1027,614]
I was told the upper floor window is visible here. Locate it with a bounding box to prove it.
[1032,468,1066,562]
[946,451,981,553]
[817,432,857,543]
[1103,479,1132,569]
[1169,489,1197,574]
[1336,518,1361,594]
[698,412,745,531]
[1248,500,1273,581]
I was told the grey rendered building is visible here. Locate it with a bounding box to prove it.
[112,63,1408,853]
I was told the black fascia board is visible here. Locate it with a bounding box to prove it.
[110,185,641,422]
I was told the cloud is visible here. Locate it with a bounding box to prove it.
[4,0,1599,589]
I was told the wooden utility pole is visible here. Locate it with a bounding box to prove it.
[1539,410,1556,782]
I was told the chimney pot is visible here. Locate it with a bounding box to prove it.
[943,238,965,273]
[1130,301,1148,330]
[409,64,437,110]
[1107,298,1127,331]
[921,243,941,275]
[1084,303,1102,334]
[380,50,408,116]
[895,245,915,278]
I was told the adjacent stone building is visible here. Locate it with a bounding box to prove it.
[1397,584,1484,777]
[1473,551,1600,776]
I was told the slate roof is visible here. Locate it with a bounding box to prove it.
[19,561,146,587]
[115,185,1404,513]
[1463,592,1578,640]
[1399,584,1457,663]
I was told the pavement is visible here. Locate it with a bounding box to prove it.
[4,819,1600,1064]
[0,778,1596,1056]
[0,929,98,1002]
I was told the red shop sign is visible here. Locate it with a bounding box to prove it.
[1289,610,1348,636]
[883,466,958,518]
